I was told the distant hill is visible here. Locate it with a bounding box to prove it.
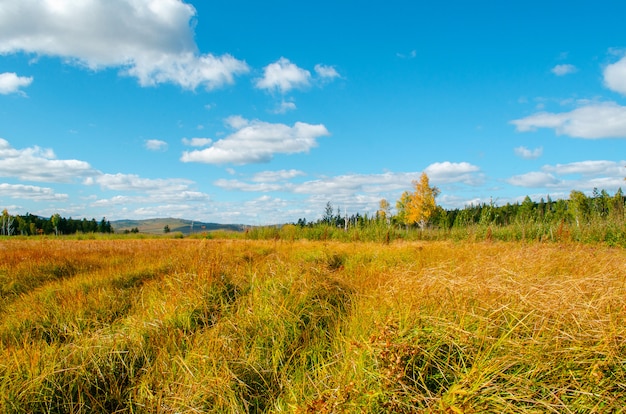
[111,218,243,235]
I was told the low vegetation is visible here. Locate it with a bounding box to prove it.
[1,238,624,412]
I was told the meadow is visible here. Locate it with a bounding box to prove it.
[0,237,625,413]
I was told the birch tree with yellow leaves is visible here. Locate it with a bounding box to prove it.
[377,198,391,224]
[397,172,440,229]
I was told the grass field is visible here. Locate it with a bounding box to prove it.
[1,238,625,413]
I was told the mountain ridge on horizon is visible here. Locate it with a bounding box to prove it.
[110,218,245,235]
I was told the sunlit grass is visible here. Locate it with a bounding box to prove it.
[1,238,625,412]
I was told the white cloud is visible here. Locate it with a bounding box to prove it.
[224,115,248,129]
[213,179,287,193]
[145,139,168,151]
[215,163,483,196]
[603,56,626,95]
[507,160,626,190]
[511,102,626,138]
[180,116,330,165]
[251,169,305,182]
[514,146,543,159]
[0,183,68,201]
[542,160,623,176]
[507,171,561,188]
[126,52,249,89]
[91,195,133,206]
[214,169,306,192]
[292,173,412,195]
[551,64,577,76]
[93,190,208,206]
[111,201,211,220]
[438,194,483,209]
[424,162,483,185]
[88,172,211,220]
[255,59,339,94]
[0,0,249,90]
[0,138,96,182]
[314,64,340,80]
[396,50,417,59]
[182,137,213,147]
[0,72,33,95]
[93,173,194,193]
[272,100,297,114]
[256,57,311,93]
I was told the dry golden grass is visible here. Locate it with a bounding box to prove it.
[0,238,625,412]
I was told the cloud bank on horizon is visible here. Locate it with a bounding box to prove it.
[1,0,626,224]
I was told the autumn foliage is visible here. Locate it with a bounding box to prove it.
[396,172,440,228]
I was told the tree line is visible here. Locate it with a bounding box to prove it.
[294,173,626,231]
[0,210,112,236]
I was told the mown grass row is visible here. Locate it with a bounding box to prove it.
[1,239,625,412]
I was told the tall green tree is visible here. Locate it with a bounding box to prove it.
[51,213,61,236]
[518,196,535,223]
[610,188,625,220]
[322,202,334,225]
[395,191,412,228]
[569,190,590,226]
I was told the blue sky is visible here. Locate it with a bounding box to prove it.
[1,0,626,224]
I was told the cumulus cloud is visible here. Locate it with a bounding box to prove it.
[145,139,168,151]
[256,58,340,93]
[514,146,543,159]
[0,138,96,182]
[93,173,194,193]
[272,100,297,114]
[314,64,340,80]
[251,169,305,182]
[0,183,68,201]
[256,57,311,93]
[542,160,624,176]
[551,64,577,76]
[212,179,287,193]
[0,72,33,95]
[507,171,562,188]
[0,138,214,219]
[424,162,483,185]
[604,56,626,95]
[511,102,626,138]
[86,172,211,220]
[93,190,208,206]
[293,173,415,195]
[182,137,213,147]
[214,172,411,214]
[0,0,249,90]
[180,116,330,165]
[215,162,483,195]
[507,160,626,190]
